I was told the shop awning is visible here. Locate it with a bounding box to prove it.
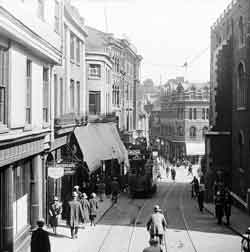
[74,122,128,173]
[186,142,205,156]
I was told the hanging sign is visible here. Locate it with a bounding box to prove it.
[48,167,64,179]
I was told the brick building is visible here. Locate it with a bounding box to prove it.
[207,0,250,202]
[160,79,209,163]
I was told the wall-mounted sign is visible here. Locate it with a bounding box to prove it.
[48,167,64,179]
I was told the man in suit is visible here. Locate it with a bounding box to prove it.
[67,191,84,239]
[146,205,167,246]
[31,218,51,252]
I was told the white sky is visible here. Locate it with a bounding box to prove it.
[72,0,232,84]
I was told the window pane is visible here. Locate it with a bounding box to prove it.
[60,78,63,115]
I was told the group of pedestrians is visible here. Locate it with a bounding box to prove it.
[214,187,232,225]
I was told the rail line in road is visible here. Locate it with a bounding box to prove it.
[178,184,199,252]
[95,182,175,252]
[128,181,175,252]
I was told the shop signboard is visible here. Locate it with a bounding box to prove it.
[48,167,64,179]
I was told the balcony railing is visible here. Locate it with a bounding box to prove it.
[88,112,117,123]
[54,112,87,128]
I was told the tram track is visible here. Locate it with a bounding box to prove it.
[179,183,199,252]
[95,181,175,252]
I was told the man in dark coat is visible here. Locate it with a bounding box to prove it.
[49,196,62,234]
[146,205,167,245]
[31,218,51,252]
[67,191,84,239]
[111,177,120,203]
[224,189,232,225]
[190,176,199,198]
[215,190,224,224]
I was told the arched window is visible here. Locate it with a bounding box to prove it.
[239,16,244,46]
[177,126,183,136]
[237,62,247,107]
[190,127,196,138]
[202,127,208,139]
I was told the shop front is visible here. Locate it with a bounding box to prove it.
[0,134,48,252]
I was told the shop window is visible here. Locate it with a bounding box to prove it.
[13,161,31,236]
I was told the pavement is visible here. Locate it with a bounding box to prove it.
[47,195,113,252]
[204,201,250,237]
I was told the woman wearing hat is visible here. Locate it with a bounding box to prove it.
[80,193,90,225]
[49,196,62,235]
[89,193,98,226]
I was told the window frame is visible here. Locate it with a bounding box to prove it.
[88,64,101,79]
[70,79,75,112]
[54,0,60,34]
[43,67,49,123]
[25,59,32,125]
[0,48,8,128]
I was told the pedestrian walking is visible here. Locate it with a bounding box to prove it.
[170,167,176,181]
[224,189,232,225]
[67,191,84,239]
[214,190,224,224]
[197,184,205,212]
[31,218,51,252]
[97,179,106,202]
[89,192,99,226]
[80,193,90,225]
[49,196,62,234]
[142,237,163,252]
[190,176,199,198]
[105,175,112,197]
[73,185,82,200]
[111,177,120,203]
[165,166,170,178]
[146,205,167,246]
[187,164,193,176]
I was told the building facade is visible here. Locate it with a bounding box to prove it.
[85,27,142,141]
[0,1,61,251]
[47,0,88,215]
[208,0,250,202]
[160,79,210,163]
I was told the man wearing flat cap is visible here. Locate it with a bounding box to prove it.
[146,205,167,246]
[31,218,51,252]
[67,191,84,239]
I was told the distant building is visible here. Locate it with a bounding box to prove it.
[85,26,142,142]
[207,0,250,203]
[160,79,210,163]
